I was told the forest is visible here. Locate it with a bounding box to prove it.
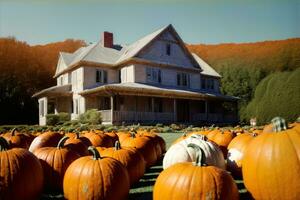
[0,37,299,125]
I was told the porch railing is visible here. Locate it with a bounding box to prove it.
[99,110,174,123]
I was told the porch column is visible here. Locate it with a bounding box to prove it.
[173,99,177,122]
[54,98,58,114]
[205,100,208,121]
[110,96,114,123]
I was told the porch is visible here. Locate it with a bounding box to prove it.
[86,95,238,125]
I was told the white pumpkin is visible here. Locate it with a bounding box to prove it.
[163,134,225,169]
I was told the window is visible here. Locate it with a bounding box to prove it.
[166,43,171,56]
[146,68,162,83]
[208,79,214,90]
[177,73,190,87]
[201,78,215,90]
[96,70,108,84]
[201,79,206,89]
[39,100,44,116]
[99,97,110,110]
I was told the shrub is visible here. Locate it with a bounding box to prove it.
[46,114,59,126]
[78,109,102,125]
[46,112,70,126]
[243,68,300,124]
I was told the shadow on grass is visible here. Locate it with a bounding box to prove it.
[131,180,156,189]
[128,191,152,200]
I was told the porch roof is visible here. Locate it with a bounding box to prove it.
[32,84,72,98]
[79,83,238,101]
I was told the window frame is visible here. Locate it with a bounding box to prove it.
[96,69,108,84]
[146,67,162,84]
[166,43,171,56]
[177,72,190,87]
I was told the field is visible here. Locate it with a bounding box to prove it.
[128,132,253,200]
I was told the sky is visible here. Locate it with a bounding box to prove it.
[0,0,299,45]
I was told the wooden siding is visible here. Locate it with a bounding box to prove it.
[137,31,195,68]
[83,66,118,90]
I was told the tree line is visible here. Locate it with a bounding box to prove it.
[0,37,85,124]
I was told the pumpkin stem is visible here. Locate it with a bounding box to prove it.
[130,132,136,138]
[187,143,206,167]
[271,117,288,132]
[11,128,17,136]
[0,137,10,151]
[88,146,101,160]
[75,132,80,139]
[191,134,207,141]
[57,136,69,149]
[252,133,258,137]
[114,141,121,150]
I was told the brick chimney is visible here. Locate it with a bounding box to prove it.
[101,31,113,48]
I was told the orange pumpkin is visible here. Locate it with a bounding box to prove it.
[33,136,80,192]
[153,143,239,200]
[63,146,130,200]
[64,132,91,156]
[226,133,257,178]
[121,133,157,167]
[29,131,62,153]
[207,129,236,158]
[84,131,113,147]
[243,117,300,199]
[0,137,44,200]
[2,128,32,149]
[105,131,119,144]
[98,141,146,185]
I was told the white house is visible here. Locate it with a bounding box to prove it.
[33,24,238,125]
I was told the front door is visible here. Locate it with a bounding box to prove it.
[176,99,190,122]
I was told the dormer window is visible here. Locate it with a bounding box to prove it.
[96,70,108,83]
[166,43,171,56]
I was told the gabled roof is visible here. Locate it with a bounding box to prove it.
[116,25,168,63]
[54,24,201,77]
[192,53,221,78]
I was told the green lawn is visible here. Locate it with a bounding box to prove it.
[128,132,254,200]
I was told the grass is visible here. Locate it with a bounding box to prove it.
[128,132,254,200]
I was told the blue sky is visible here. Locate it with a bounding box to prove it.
[0,0,299,45]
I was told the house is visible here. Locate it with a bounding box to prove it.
[33,24,238,125]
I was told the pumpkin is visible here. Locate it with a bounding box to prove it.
[33,136,80,192]
[137,132,162,158]
[105,131,119,144]
[139,132,166,154]
[0,137,44,200]
[121,133,157,167]
[98,141,146,185]
[64,132,91,156]
[63,146,130,200]
[29,131,63,153]
[117,131,132,143]
[226,133,257,178]
[2,128,32,149]
[163,134,225,170]
[207,129,236,158]
[84,131,113,147]
[154,143,239,200]
[243,117,300,200]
